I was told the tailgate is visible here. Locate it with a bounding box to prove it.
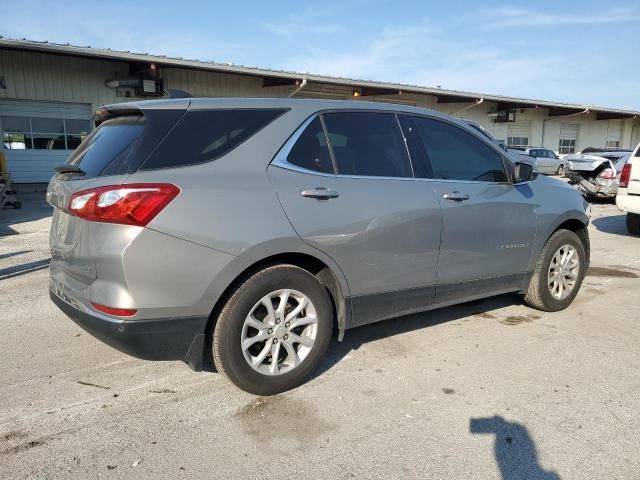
[566,156,608,172]
[47,174,131,284]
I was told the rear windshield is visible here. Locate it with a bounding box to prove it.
[140,108,287,170]
[66,116,143,177]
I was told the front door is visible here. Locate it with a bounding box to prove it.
[268,111,442,326]
[400,115,537,304]
[537,149,557,173]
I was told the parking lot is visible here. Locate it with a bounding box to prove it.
[1,192,639,479]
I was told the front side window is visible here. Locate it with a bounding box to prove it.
[411,117,508,182]
[322,112,413,178]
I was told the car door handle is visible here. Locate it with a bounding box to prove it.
[442,191,471,202]
[300,187,340,200]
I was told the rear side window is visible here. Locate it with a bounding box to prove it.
[411,117,508,182]
[322,112,413,178]
[66,116,144,177]
[141,109,286,170]
[286,117,334,173]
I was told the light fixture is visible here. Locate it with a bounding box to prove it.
[352,90,361,97]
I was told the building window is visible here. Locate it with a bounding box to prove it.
[605,140,620,148]
[559,138,576,154]
[507,136,529,148]
[1,115,91,151]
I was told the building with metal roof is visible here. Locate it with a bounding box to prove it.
[1,37,638,183]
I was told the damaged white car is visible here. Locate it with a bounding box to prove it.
[566,148,633,199]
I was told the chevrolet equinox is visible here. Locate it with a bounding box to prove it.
[48,98,590,395]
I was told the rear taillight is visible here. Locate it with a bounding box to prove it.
[597,168,616,180]
[619,163,632,188]
[92,303,138,317]
[68,184,180,226]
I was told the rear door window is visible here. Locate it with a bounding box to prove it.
[409,116,508,182]
[66,116,144,177]
[141,109,286,170]
[286,117,334,174]
[322,112,413,178]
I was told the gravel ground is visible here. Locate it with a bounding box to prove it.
[0,192,639,479]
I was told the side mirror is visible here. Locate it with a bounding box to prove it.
[514,162,534,183]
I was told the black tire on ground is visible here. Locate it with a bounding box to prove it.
[212,265,333,395]
[556,165,565,176]
[524,229,587,312]
[13,201,21,209]
[627,213,640,235]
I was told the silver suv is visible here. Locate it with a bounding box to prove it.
[47,98,590,395]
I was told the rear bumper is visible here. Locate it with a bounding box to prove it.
[50,290,208,370]
[616,192,640,214]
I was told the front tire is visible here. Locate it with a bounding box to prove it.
[212,265,333,395]
[627,213,640,235]
[524,229,586,311]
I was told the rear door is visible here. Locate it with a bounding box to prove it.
[399,114,537,303]
[268,111,442,326]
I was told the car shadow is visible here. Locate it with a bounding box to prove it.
[470,415,560,479]
[315,293,523,378]
[591,214,631,237]
[0,191,52,236]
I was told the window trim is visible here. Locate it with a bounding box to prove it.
[272,109,516,184]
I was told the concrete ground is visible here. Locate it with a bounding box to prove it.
[1,192,639,479]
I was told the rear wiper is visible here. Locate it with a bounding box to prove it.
[54,164,86,176]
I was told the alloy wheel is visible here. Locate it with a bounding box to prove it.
[547,244,580,300]
[240,289,318,375]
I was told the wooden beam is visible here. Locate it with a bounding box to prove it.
[360,87,399,97]
[262,77,299,88]
[436,95,477,103]
[548,107,584,116]
[496,102,540,111]
[594,112,637,120]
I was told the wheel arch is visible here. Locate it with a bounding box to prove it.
[549,217,590,265]
[202,251,350,371]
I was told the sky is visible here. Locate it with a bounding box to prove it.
[2,0,639,109]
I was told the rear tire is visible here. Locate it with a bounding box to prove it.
[524,229,586,312]
[212,265,333,395]
[556,165,565,176]
[627,213,640,235]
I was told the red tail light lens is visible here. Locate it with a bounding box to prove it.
[597,168,616,180]
[68,184,180,226]
[619,163,632,188]
[92,302,138,317]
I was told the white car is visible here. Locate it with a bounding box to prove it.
[509,147,565,175]
[616,143,640,234]
[526,148,566,175]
